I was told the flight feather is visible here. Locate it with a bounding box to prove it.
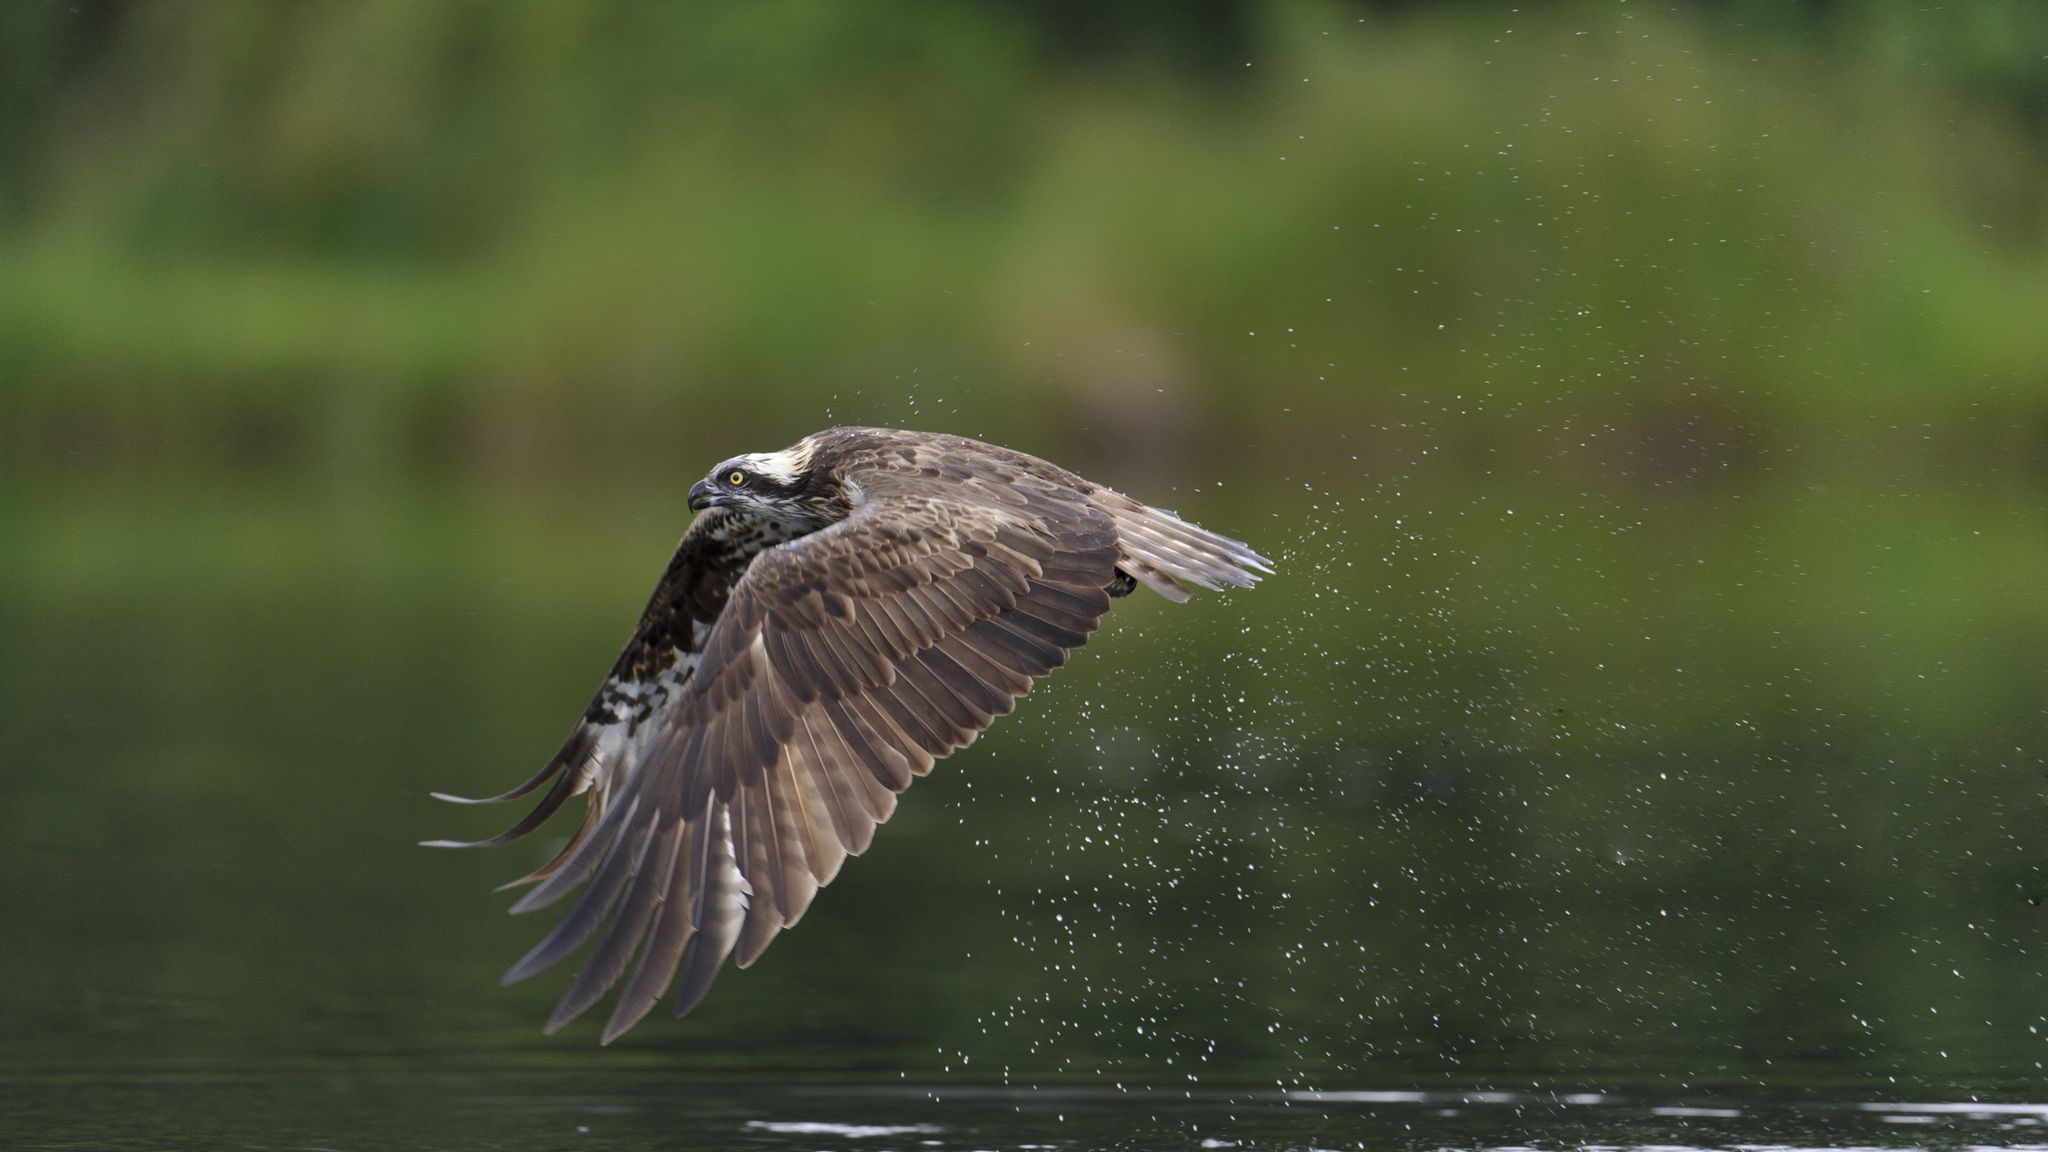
[428,427,1271,1041]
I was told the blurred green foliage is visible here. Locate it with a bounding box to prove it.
[0,0,2044,1097]
[4,0,2048,478]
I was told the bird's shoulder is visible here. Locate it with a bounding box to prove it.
[807,426,1103,497]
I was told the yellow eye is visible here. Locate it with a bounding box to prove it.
[727,469,747,486]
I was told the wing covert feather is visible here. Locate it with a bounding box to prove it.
[507,476,1117,1038]
[434,430,1269,1043]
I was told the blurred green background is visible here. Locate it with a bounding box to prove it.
[2,0,2045,1109]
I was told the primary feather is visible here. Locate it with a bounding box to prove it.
[427,427,1271,1042]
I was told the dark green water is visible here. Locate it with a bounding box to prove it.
[7,1080,2048,1151]
[7,0,2048,1144]
[2,480,2044,1148]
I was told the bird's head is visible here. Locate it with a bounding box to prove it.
[687,440,846,531]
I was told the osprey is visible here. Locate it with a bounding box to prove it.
[429,427,1270,1042]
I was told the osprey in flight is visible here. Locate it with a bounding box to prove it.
[430,427,1270,1042]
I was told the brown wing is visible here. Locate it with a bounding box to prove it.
[502,471,1125,1043]
[424,506,794,888]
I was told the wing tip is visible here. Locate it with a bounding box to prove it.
[544,1003,585,1036]
[672,984,716,1020]
[501,939,564,986]
[508,885,560,916]
[600,995,659,1045]
[429,790,496,806]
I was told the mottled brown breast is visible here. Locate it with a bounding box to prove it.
[587,509,807,721]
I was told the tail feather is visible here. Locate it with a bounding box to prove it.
[420,726,601,849]
[420,725,619,884]
[1093,491,1272,602]
[494,773,620,891]
[428,753,568,807]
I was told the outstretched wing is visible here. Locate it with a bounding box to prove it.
[425,506,785,893]
[501,468,1132,1042]
[433,435,1273,1044]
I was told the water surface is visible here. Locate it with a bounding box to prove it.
[9,1079,2048,1150]
[2,484,2042,1146]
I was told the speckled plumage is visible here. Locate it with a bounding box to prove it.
[428,427,1271,1042]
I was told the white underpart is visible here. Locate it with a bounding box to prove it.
[578,717,657,799]
[578,645,704,795]
[585,724,631,782]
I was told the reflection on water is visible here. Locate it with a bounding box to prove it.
[7,1080,2048,1150]
[1,481,2044,1144]
[8,0,2048,1142]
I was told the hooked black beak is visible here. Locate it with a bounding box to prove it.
[687,480,717,512]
